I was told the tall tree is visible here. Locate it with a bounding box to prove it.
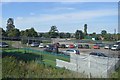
[21,28,38,37]
[49,26,59,38]
[7,28,20,37]
[0,28,7,37]
[84,24,88,35]
[66,32,71,38]
[6,18,15,31]
[101,30,107,35]
[75,30,84,39]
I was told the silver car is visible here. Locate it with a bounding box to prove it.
[61,49,80,56]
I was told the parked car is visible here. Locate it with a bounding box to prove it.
[69,44,75,48]
[0,42,9,48]
[44,47,53,52]
[65,44,69,48]
[61,49,80,56]
[84,44,90,49]
[78,44,83,48]
[89,52,107,57]
[60,44,66,48]
[104,44,113,49]
[111,44,120,51]
[39,43,46,48]
[93,45,100,49]
[30,42,39,47]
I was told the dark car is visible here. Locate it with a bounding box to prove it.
[60,44,66,48]
[44,47,53,52]
[0,42,9,48]
[89,52,107,57]
[84,44,90,49]
[78,44,83,48]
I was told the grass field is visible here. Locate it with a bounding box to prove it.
[2,48,70,67]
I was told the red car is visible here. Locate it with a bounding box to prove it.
[93,45,100,49]
[69,44,75,48]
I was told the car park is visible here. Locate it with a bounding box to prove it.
[89,52,107,57]
[93,45,100,49]
[111,44,120,51]
[61,49,80,56]
[30,42,39,47]
[0,42,9,48]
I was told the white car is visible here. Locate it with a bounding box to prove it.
[65,44,69,48]
[30,42,39,47]
[0,42,9,48]
[111,45,120,51]
[39,43,45,48]
[61,49,80,56]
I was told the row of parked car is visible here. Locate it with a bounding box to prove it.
[104,43,120,51]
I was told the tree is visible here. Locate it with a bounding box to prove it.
[101,30,107,35]
[21,28,38,37]
[49,26,59,38]
[66,33,71,38]
[75,30,84,39]
[59,32,65,38]
[6,18,15,31]
[7,28,20,37]
[0,28,7,37]
[84,24,87,35]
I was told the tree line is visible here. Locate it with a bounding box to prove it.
[1,18,120,41]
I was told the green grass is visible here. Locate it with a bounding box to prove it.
[3,48,70,67]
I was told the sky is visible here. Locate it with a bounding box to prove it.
[1,2,118,34]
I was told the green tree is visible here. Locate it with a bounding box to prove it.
[0,28,7,37]
[7,28,20,37]
[66,33,71,38]
[59,32,65,38]
[6,18,15,31]
[101,30,107,35]
[21,28,38,37]
[84,24,87,35]
[75,30,84,39]
[49,26,59,38]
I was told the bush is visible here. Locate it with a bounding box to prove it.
[2,56,86,78]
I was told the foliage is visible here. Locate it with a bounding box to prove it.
[75,30,84,39]
[0,28,7,37]
[49,26,59,38]
[101,30,107,35]
[59,32,71,38]
[7,28,20,37]
[21,27,38,37]
[6,18,15,31]
[2,56,86,78]
[84,24,87,35]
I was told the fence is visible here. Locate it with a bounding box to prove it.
[56,53,120,78]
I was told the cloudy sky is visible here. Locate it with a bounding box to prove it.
[1,2,118,33]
